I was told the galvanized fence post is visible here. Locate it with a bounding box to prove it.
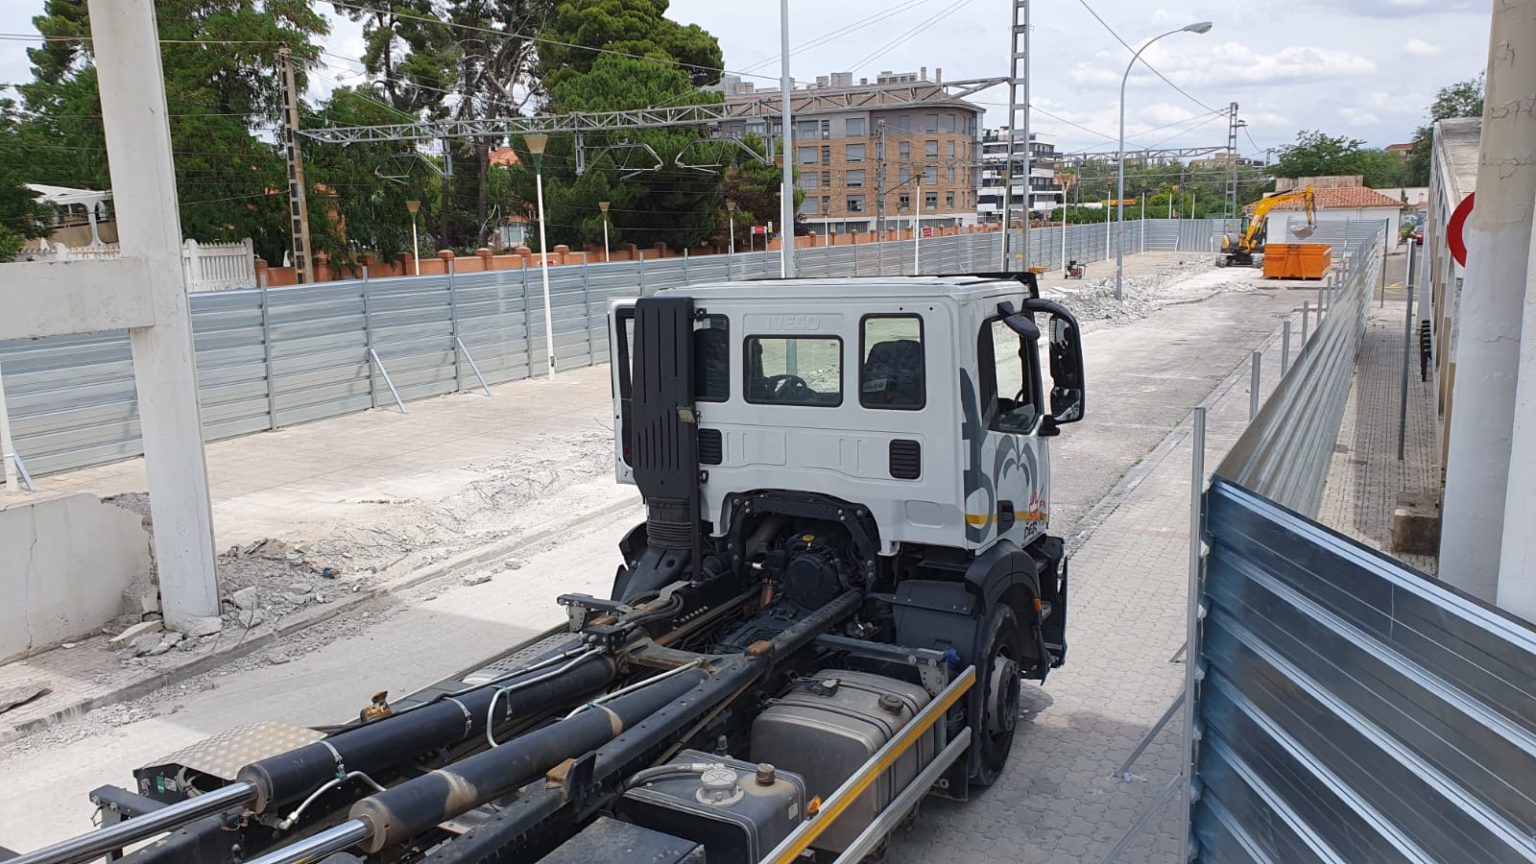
[1302,300,1311,345]
[1180,405,1208,862]
[853,235,860,276]
[0,359,17,491]
[682,247,690,283]
[1250,351,1262,421]
[449,258,463,393]
[362,266,377,409]
[1281,320,1292,376]
[259,272,277,430]
[582,256,595,366]
[521,258,534,374]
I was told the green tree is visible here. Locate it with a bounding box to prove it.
[1406,74,1485,186]
[305,86,440,263]
[511,4,731,251]
[12,0,328,263]
[1272,130,1367,178]
[0,101,52,261]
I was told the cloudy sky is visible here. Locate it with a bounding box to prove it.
[1,0,1492,156]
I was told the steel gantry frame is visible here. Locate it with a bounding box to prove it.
[1057,145,1228,165]
[295,78,1008,146]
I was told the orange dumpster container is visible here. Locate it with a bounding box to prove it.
[1263,243,1331,279]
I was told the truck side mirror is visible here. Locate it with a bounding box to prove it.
[1025,299,1086,426]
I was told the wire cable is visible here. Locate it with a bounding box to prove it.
[850,0,978,72]
[737,0,938,74]
[1070,0,1221,115]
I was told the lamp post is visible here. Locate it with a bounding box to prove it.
[726,199,737,279]
[598,201,611,263]
[1116,20,1212,300]
[525,133,556,380]
[405,199,421,275]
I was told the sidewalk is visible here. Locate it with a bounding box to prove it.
[1316,279,1440,574]
[888,297,1298,864]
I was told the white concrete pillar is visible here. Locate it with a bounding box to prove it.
[89,0,222,634]
[1498,186,1536,622]
[1441,0,1536,601]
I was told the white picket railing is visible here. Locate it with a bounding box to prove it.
[23,238,257,292]
[181,238,256,292]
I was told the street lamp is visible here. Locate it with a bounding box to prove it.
[525,133,556,380]
[725,199,737,279]
[1116,20,1212,300]
[405,200,421,276]
[598,201,611,264]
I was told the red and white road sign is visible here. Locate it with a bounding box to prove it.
[751,224,767,235]
[1448,192,1474,266]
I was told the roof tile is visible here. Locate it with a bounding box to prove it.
[1246,186,1405,213]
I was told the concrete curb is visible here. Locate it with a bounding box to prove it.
[1,493,642,744]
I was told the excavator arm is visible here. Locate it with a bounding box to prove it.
[1221,185,1315,266]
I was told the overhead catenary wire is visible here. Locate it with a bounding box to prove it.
[1070,0,1222,115]
[737,0,939,74]
[848,0,979,73]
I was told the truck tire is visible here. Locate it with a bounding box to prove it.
[972,603,1024,787]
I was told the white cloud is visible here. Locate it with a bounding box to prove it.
[1403,38,1443,58]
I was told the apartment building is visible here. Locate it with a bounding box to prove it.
[976,129,1064,222]
[715,69,984,235]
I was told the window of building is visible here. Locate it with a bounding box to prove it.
[846,117,867,136]
[946,166,956,184]
[796,120,818,139]
[804,197,820,215]
[822,171,831,186]
[924,114,938,133]
[947,140,956,158]
[899,141,911,159]
[899,193,910,212]
[940,113,956,133]
[745,336,842,406]
[978,318,1040,433]
[846,169,866,187]
[695,315,729,403]
[846,143,866,162]
[945,192,955,209]
[802,172,819,190]
[820,119,831,138]
[822,196,831,213]
[924,191,938,212]
[821,145,831,165]
[925,140,939,157]
[861,315,925,410]
[925,166,938,185]
[798,146,817,164]
[899,165,911,184]
[893,114,909,134]
[847,194,866,213]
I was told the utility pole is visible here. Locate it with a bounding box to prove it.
[280,48,314,283]
[1225,101,1240,225]
[1444,0,1536,610]
[875,120,888,242]
[914,170,922,274]
[778,0,796,278]
[1001,0,1030,270]
[440,140,454,251]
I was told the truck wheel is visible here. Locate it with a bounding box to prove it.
[972,604,1023,787]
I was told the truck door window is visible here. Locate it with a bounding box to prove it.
[860,315,925,409]
[980,318,1040,433]
[745,336,843,406]
[694,315,729,402]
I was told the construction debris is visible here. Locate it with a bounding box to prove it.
[0,682,51,716]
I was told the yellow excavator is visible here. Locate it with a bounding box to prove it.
[1219,184,1316,267]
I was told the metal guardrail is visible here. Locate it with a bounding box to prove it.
[1215,220,1388,516]
[1191,478,1536,863]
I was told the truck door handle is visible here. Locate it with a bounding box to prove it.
[998,501,1016,532]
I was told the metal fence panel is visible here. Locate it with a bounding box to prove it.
[1193,478,1536,864]
[0,220,1206,477]
[1216,221,1387,515]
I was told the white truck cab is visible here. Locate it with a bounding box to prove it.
[608,274,1085,556]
